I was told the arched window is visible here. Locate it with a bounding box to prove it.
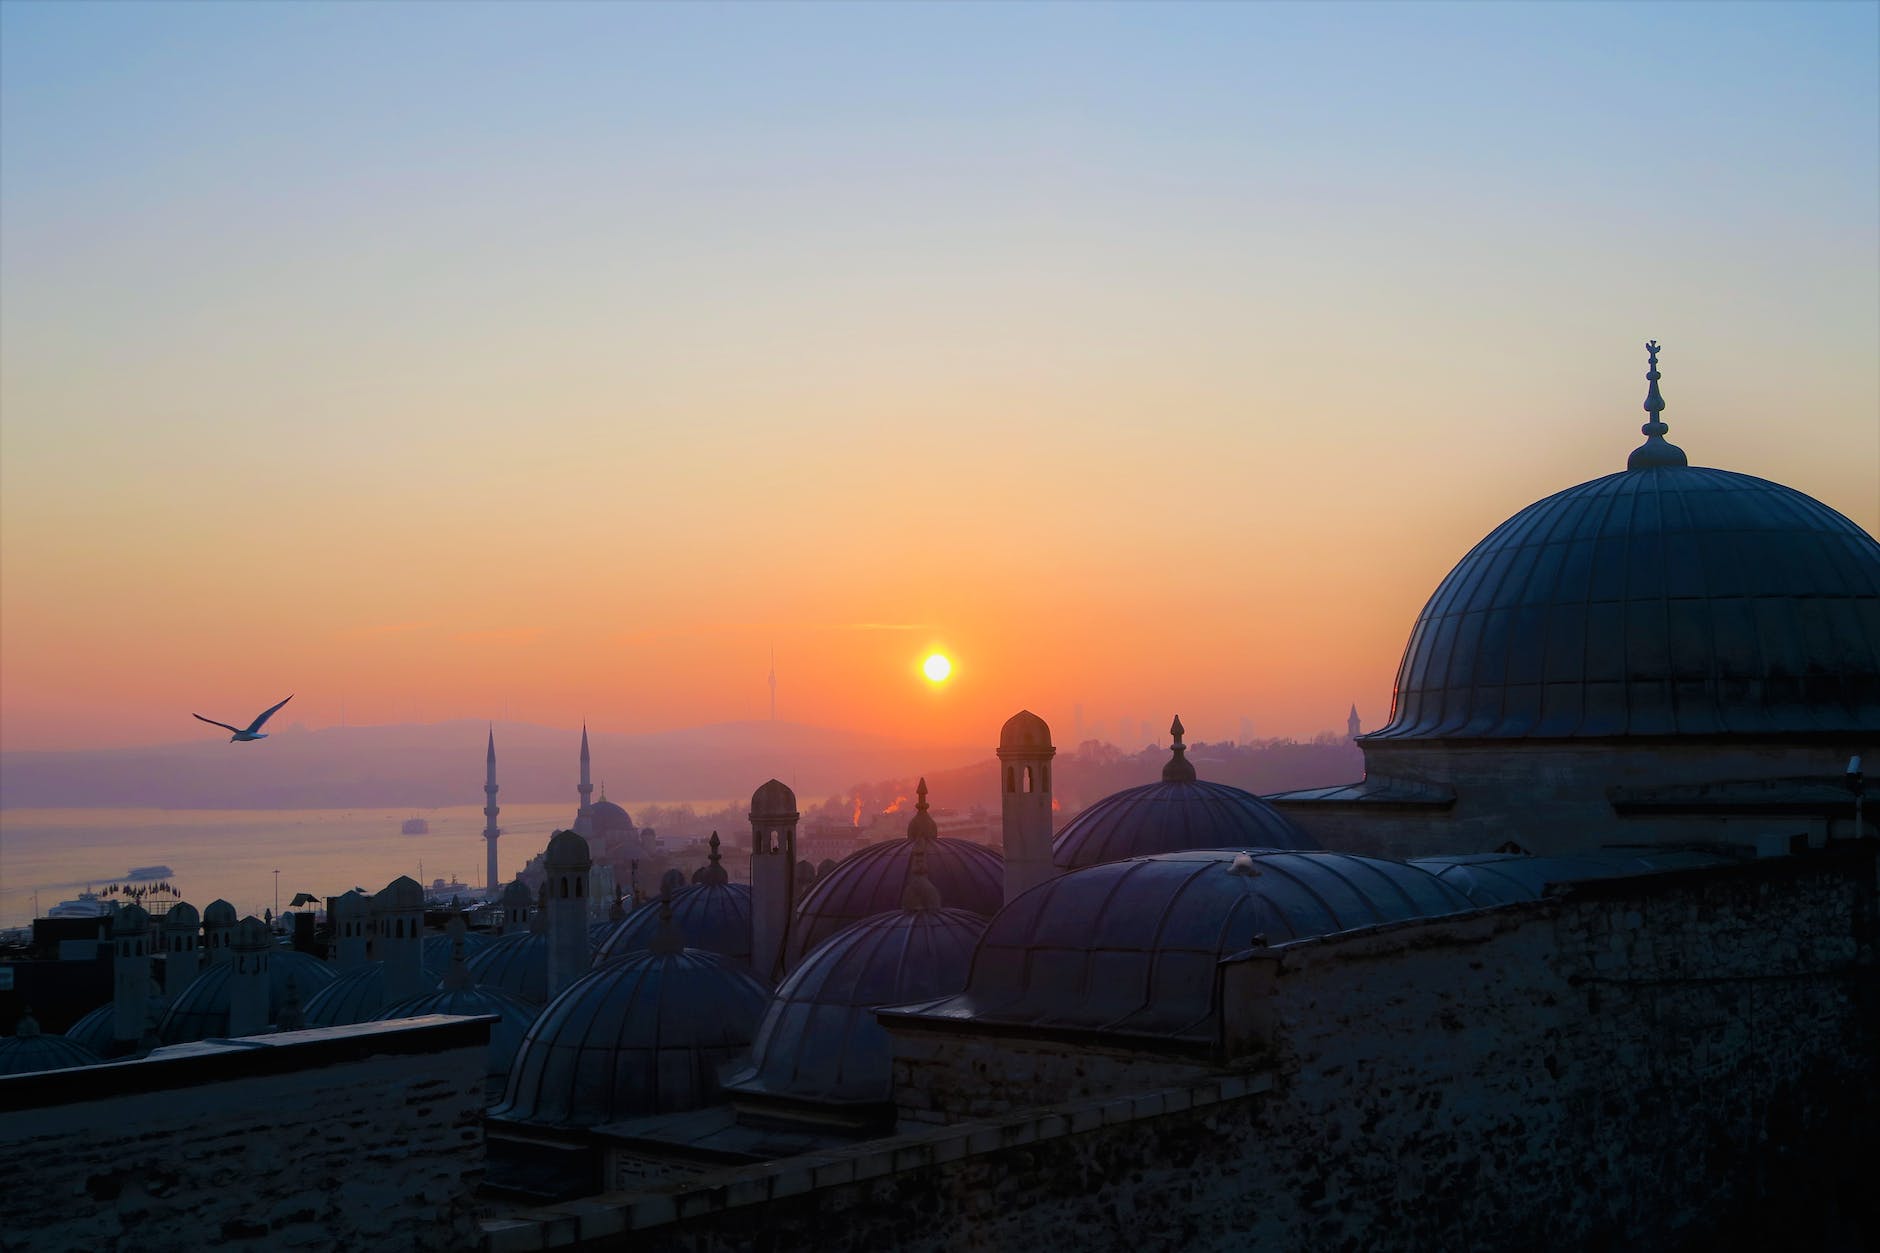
[1023,765,1033,793]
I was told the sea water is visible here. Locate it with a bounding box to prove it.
[0,802,727,928]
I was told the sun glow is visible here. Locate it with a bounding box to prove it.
[922,653,952,683]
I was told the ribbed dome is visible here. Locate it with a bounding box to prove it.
[491,947,770,1128]
[596,883,753,969]
[375,985,539,1102]
[302,963,388,1028]
[729,906,985,1105]
[157,950,337,1043]
[915,850,1472,1041]
[1053,776,1318,871]
[788,838,1003,968]
[1376,465,1880,740]
[63,1004,116,1056]
[465,931,551,1005]
[0,1017,98,1076]
[421,929,493,980]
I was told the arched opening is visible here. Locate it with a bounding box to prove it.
[1023,765,1033,794]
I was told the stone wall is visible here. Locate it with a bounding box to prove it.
[1278,737,1873,858]
[0,1015,490,1252]
[483,847,1877,1252]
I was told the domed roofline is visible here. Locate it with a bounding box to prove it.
[544,829,592,870]
[750,778,799,820]
[998,710,1054,755]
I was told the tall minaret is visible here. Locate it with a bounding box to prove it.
[998,710,1057,905]
[1347,704,1362,739]
[483,727,502,894]
[574,724,595,837]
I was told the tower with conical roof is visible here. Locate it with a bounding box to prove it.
[574,726,595,837]
[998,710,1057,904]
[483,728,502,894]
[748,779,800,982]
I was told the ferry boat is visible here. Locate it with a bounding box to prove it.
[401,816,430,835]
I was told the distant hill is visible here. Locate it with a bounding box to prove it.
[0,720,990,811]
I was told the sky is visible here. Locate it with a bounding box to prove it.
[2,1,1876,754]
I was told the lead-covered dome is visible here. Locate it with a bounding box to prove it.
[0,1014,98,1076]
[157,950,337,1043]
[597,883,752,969]
[788,830,1001,968]
[906,850,1472,1042]
[1053,721,1317,869]
[729,905,985,1107]
[491,937,770,1128]
[1377,349,1879,744]
[465,931,553,1005]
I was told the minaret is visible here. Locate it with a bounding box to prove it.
[544,830,593,1000]
[574,725,595,837]
[749,778,800,982]
[483,727,502,894]
[228,916,272,1038]
[998,710,1057,904]
[1347,704,1362,739]
[110,904,152,1055]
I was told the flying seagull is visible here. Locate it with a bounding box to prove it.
[193,694,293,742]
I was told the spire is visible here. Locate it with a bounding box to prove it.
[575,724,594,835]
[648,888,685,956]
[441,915,473,991]
[700,831,729,886]
[907,777,938,842]
[1162,715,1197,783]
[901,836,943,912]
[1627,340,1688,470]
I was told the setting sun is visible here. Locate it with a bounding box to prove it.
[922,653,952,683]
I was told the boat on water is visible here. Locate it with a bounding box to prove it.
[401,816,430,835]
[46,890,112,919]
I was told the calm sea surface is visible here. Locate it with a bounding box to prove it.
[0,802,731,928]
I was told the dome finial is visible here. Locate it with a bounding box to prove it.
[648,886,685,956]
[700,831,729,886]
[916,777,929,812]
[900,836,943,912]
[906,777,939,842]
[1163,715,1197,783]
[1627,339,1688,470]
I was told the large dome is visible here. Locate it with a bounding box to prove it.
[1053,728,1317,870]
[729,905,986,1107]
[907,850,1472,1042]
[465,931,553,1005]
[491,946,770,1128]
[302,963,388,1028]
[787,837,1002,968]
[0,1015,98,1076]
[1375,464,1880,740]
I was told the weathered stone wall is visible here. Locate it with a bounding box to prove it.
[0,1016,490,1252]
[486,849,1877,1252]
[1279,737,1874,858]
[890,1027,1215,1125]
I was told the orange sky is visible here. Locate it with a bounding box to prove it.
[2,5,1876,755]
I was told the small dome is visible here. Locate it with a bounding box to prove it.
[596,883,753,969]
[157,951,338,1044]
[112,903,150,936]
[421,929,493,980]
[63,1004,116,1056]
[491,947,771,1128]
[929,850,1472,1041]
[376,985,539,1102]
[377,876,424,909]
[500,879,534,908]
[0,1015,99,1076]
[544,830,591,870]
[999,709,1053,751]
[730,906,986,1106]
[1376,465,1880,740]
[303,963,388,1028]
[788,837,1003,969]
[750,779,798,819]
[466,931,557,1005]
[203,900,237,927]
[162,902,200,933]
[1052,775,1318,871]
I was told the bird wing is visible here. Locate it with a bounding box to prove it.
[193,713,242,733]
[245,694,294,733]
